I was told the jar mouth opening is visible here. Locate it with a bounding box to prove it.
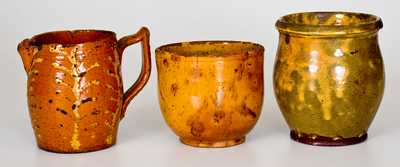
[156,41,264,57]
[276,12,383,36]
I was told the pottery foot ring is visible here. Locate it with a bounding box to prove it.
[180,137,246,148]
[290,131,368,146]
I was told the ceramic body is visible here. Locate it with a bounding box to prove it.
[18,27,151,153]
[156,41,264,147]
[274,12,384,146]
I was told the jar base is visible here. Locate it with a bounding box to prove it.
[180,137,245,148]
[290,130,367,146]
[37,143,115,153]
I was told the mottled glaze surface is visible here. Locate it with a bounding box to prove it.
[274,12,384,146]
[18,27,151,153]
[156,41,264,147]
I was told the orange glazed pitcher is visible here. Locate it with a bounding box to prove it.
[17,27,151,153]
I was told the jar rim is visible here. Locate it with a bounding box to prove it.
[155,40,264,58]
[276,11,383,36]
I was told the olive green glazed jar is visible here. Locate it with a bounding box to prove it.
[274,12,384,146]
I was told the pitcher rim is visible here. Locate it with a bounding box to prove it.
[27,29,117,47]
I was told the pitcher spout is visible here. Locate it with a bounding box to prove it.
[18,39,38,73]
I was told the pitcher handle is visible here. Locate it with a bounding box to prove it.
[117,27,151,120]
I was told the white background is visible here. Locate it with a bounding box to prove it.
[1,0,399,166]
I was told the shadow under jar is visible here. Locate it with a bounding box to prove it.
[274,12,384,146]
[156,41,264,148]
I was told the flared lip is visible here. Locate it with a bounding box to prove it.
[28,29,117,47]
[155,40,265,57]
[276,11,383,36]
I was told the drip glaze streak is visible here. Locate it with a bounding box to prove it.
[50,45,100,150]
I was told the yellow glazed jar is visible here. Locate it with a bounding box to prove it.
[274,12,384,146]
[156,41,264,147]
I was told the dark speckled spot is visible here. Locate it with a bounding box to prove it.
[56,108,67,115]
[163,59,169,67]
[91,109,100,115]
[81,97,94,104]
[171,83,178,96]
[48,99,53,103]
[60,109,67,115]
[350,50,359,55]
[171,54,180,61]
[213,111,225,123]
[241,103,257,119]
[285,34,290,44]
[190,121,205,137]
[78,71,87,77]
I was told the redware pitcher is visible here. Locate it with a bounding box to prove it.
[18,27,151,153]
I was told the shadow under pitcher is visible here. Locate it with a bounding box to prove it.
[156,41,264,148]
[274,12,384,146]
[18,27,151,153]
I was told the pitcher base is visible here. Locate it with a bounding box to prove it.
[38,143,115,153]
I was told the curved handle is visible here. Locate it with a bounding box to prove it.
[117,27,151,120]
